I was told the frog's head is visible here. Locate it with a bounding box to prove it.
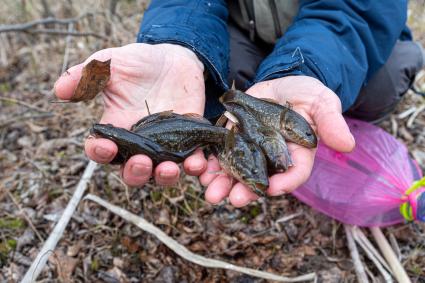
[280,110,317,148]
[90,123,124,142]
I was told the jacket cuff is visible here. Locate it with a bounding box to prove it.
[253,47,324,87]
[138,25,229,90]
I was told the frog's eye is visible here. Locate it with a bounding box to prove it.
[252,168,258,174]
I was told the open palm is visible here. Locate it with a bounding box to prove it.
[200,76,356,207]
[54,43,208,186]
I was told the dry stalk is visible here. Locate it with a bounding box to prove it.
[351,226,393,282]
[370,227,411,283]
[406,103,425,128]
[344,225,369,283]
[6,191,44,242]
[85,194,317,282]
[21,160,97,283]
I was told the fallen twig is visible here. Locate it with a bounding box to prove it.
[0,96,49,113]
[387,230,401,261]
[7,191,44,242]
[0,13,94,32]
[370,227,411,283]
[61,23,74,74]
[406,103,425,128]
[352,226,392,272]
[0,13,106,39]
[351,226,393,282]
[275,212,303,224]
[397,107,417,120]
[84,194,317,282]
[21,160,97,283]
[344,225,369,283]
[24,29,106,39]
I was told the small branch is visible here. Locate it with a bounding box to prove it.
[0,14,94,32]
[0,13,106,39]
[61,23,74,74]
[370,227,411,283]
[388,230,401,261]
[21,161,97,283]
[7,191,44,242]
[344,225,369,283]
[24,29,106,39]
[275,212,303,224]
[0,96,49,113]
[352,226,392,272]
[351,227,393,282]
[406,103,425,128]
[85,194,317,282]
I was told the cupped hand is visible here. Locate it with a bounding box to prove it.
[54,43,207,186]
[200,76,356,207]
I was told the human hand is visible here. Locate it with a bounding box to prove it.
[54,43,207,186]
[200,76,355,207]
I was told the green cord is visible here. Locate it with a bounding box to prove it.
[400,176,425,222]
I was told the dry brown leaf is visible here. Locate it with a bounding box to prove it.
[70,59,111,102]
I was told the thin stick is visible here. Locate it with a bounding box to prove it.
[7,191,44,242]
[351,227,393,282]
[21,161,97,283]
[85,194,316,282]
[0,96,49,113]
[388,231,401,261]
[145,100,151,115]
[344,225,369,283]
[23,29,106,39]
[353,226,392,272]
[370,227,411,283]
[407,103,425,128]
[0,13,94,32]
[275,212,303,224]
[61,23,74,74]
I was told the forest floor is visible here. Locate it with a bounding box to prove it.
[0,1,424,282]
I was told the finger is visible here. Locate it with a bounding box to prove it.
[122,155,153,186]
[85,137,117,164]
[228,183,259,207]
[267,143,315,195]
[199,155,221,186]
[183,149,207,176]
[154,161,180,186]
[54,48,113,100]
[312,92,355,152]
[204,174,233,204]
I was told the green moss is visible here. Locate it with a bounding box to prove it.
[150,191,162,202]
[249,205,261,218]
[48,188,63,200]
[91,258,99,271]
[0,217,25,229]
[0,83,11,94]
[6,239,17,250]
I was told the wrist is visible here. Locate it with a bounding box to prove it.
[156,43,205,74]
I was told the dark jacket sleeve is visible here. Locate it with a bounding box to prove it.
[137,0,229,90]
[254,0,408,111]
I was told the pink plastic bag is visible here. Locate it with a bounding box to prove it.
[292,118,425,227]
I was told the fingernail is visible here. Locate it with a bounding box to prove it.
[131,164,150,177]
[159,171,178,179]
[94,146,113,159]
[269,190,287,196]
[190,163,205,172]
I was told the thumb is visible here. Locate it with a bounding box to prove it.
[53,48,113,100]
[312,93,355,153]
